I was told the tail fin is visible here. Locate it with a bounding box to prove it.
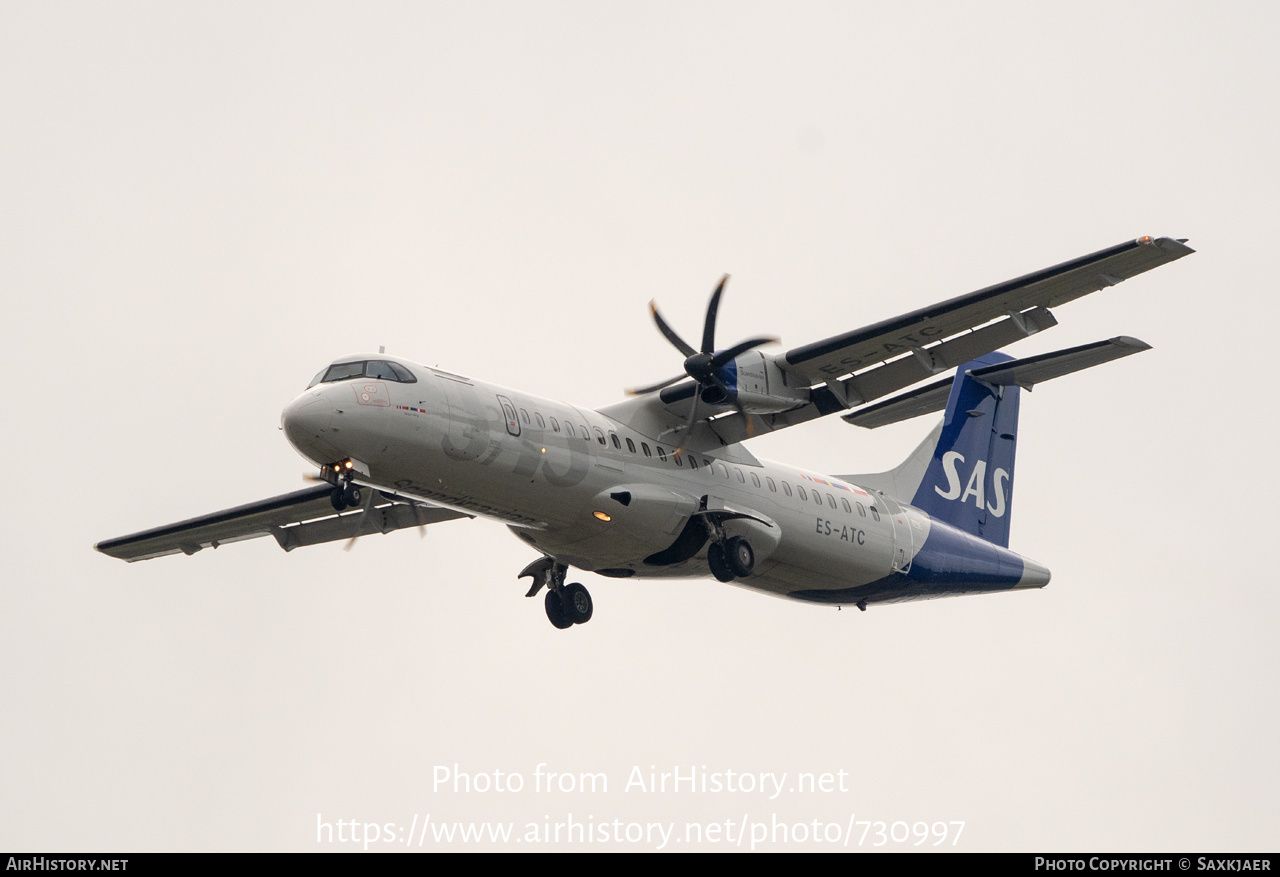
[909,351,1020,547]
[837,337,1152,548]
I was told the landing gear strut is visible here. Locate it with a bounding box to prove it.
[520,557,594,629]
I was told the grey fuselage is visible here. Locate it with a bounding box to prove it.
[281,358,1049,606]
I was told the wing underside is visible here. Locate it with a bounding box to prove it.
[96,485,471,562]
[780,235,1189,383]
[603,236,1191,447]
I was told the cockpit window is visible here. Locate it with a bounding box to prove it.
[365,361,399,380]
[312,360,418,387]
[388,362,416,382]
[321,362,366,384]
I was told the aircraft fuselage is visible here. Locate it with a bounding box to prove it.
[281,360,1049,607]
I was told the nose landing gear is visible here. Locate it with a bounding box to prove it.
[317,460,365,511]
[329,480,362,511]
[520,557,594,630]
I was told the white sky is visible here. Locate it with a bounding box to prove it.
[3,1,1277,852]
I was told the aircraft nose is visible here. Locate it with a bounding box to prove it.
[281,392,344,462]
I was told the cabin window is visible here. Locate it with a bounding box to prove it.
[594,427,607,446]
[535,413,545,429]
[642,443,652,457]
[751,472,761,488]
[610,433,621,449]
[657,446,667,462]
[870,506,881,522]
[735,469,745,484]
[565,423,575,438]
[813,491,823,505]
[842,498,852,513]
[550,417,561,433]
[716,463,729,479]
[626,438,636,453]
[782,482,792,497]
[673,450,683,467]
[520,408,530,424]
[767,477,776,492]
[688,456,697,470]
[856,502,866,517]
[797,486,808,501]
[581,424,590,439]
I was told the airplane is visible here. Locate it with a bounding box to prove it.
[96,235,1193,629]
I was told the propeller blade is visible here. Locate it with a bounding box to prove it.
[626,374,687,396]
[674,392,701,457]
[700,275,729,354]
[649,301,697,357]
[707,335,780,370]
[343,488,375,552]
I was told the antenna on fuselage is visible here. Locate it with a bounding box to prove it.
[379,345,385,354]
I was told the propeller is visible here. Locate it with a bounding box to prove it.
[343,486,376,551]
[308,473,429,543]
[629,275,777,449]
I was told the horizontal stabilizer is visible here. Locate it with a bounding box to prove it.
[968,336,1151,388]
[842,336,1151,429]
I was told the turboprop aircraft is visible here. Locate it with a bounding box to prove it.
[96,235,1193,629]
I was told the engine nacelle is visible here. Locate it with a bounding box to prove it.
[723,350,810,414]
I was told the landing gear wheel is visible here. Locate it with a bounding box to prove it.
[330,488,347,512]
[726,536,754,578]
[341,483,362,507]
[544,590,573,629]
[707,542,735,583]
[562,583,593,624]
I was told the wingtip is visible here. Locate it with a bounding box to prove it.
[1110,335,1153,352]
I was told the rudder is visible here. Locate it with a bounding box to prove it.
[909,351,1020,547]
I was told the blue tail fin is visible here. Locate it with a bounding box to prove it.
[908,352,1020,547]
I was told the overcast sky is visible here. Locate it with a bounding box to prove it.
[3,1,1277,852]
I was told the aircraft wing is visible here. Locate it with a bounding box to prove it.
[778,235,1191,384]
[603,236,1191,450]
[96,485,472,562]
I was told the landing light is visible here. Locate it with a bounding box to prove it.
[593,511,612,522]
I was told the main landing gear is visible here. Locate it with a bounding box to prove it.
[520,557,593,630]
[706,532,755,584]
